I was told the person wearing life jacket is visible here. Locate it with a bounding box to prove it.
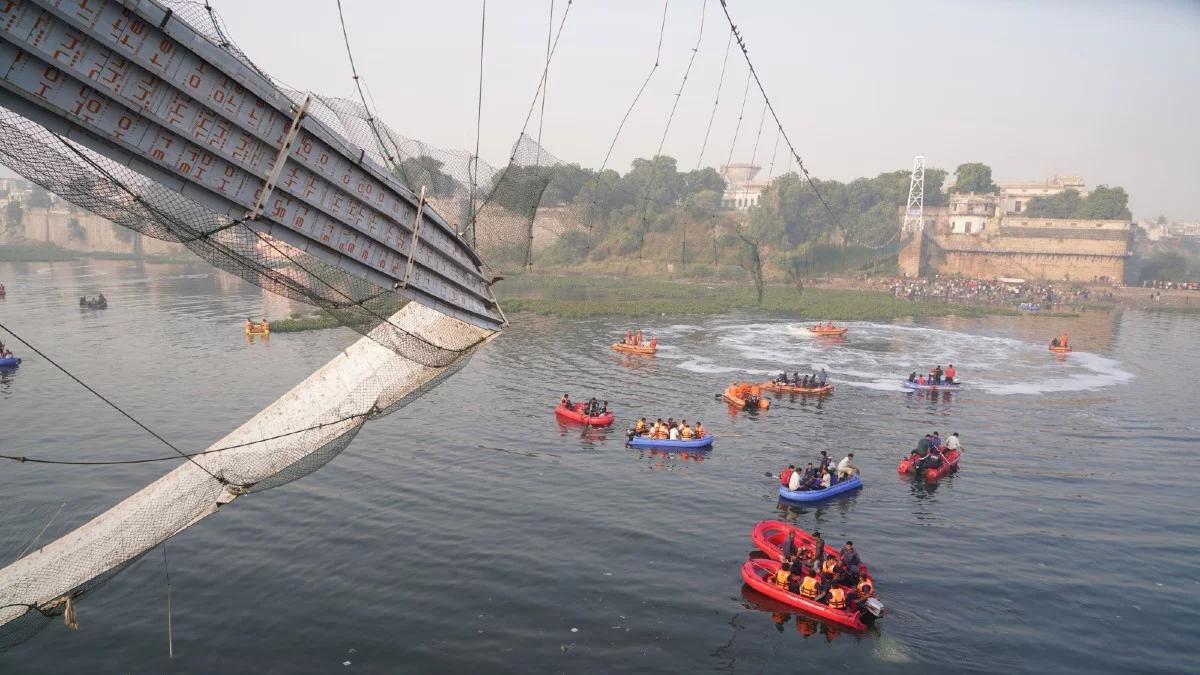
[780,464,796,486]
[634,418,647,435]
[774,566,791,588]
[917,374,926,386]
[680,423,695,440]
[827,585,847,610]
[261,319,269,332]
[945,364,956,383]
[634,330,643,346]
[1060,332,1069,348]
[855,570,874,598]
[798,569,820,599]
[694,421,705,438]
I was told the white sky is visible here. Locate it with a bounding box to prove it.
[12,0,1200,219]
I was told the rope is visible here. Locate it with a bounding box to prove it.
[766,126,781,179]
[463,1,575,221]
[696,29,734,170]
[335,0,396,168]
[723,68,752,170]
[13,502,65,561]
[637,0,707,258]
[0,411,371,467]
[0,321,229,485]
[535,0,555,167]
[748,101,768,168]
[468,0,487,249]
[163,545,174,659]
[598,0,670,174]
[716,0,887,246]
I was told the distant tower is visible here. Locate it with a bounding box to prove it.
[902,155,926,233]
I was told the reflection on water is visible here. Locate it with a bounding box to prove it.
[739,586,879,643]
[2,260,1198,673]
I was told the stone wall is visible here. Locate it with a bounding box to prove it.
[2,207,185,256]
[934,249,1124,282]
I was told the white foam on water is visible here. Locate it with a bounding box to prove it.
[670,320,1134,396]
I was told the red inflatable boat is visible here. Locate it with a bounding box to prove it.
[740,559,873,631]
[555,402,615,426]
[751,521,870,575]
[897,448,961,481]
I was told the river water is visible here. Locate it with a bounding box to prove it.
[0,260,1197,674]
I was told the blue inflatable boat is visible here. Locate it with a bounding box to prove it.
[902,380,961,391]
[628,434,714,449]
[778,475,863,502]
[0,356,21,368]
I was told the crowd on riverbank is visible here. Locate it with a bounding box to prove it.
[882,277,1108,309]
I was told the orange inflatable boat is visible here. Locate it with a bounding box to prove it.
[724,383,770,410]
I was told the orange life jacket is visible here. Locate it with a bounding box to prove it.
[856,580,873,597]
[634,420,647,433]
[680,426,695,439]
[828,587,846,609]
[823,558,838,575]
[799,576,818,599]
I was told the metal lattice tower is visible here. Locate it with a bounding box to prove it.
[902,155,926,233]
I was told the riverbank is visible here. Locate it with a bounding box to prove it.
[0,241,194,264]
[494,274,1061,320]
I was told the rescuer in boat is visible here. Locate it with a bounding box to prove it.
[694,421,705,438]
[780,464,796,486]
[945,364,956,383]
[945,432,962,453]
[839,541,862,578]
[817,467,833,489]
[817,450,832,474]
[818,368,828,387]
[634,417,648,435]
[679,421,695,439]
[559,393,572,410]
[835,453,858,480]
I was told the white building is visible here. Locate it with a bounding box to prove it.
[720,163,769,211]
[995,175,1088,214]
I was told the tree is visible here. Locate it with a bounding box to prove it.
[395,156,460,198]
[1138,250,1188,282]
[1078,185,1131,220]
[951,163,995,194]
[4,200,23,235]
[1024,190,1083,218]
[735,224,765,305]
[541,163,594,206]
[29,185,52,208]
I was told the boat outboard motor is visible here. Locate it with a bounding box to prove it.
[863,597,885,619]
[625,428,636,444]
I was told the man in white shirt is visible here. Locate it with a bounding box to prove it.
[945,433,962,452]
[668,425,680,440]
[836,453,858,479]
[788,466,804,491]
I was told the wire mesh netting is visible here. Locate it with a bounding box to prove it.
[0,0,546,643]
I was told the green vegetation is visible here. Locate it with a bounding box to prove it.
[495,274,1016,320]
[1025,185,1132,220]
[268,313,344,333]
[950,163,996,194]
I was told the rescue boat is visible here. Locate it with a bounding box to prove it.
[627,434,713,449]
[777,475,863,503]
[901,380,960,391]
[808,325,847,336]
[611,342,656,355]
[555,402,615,426]
[740,559,878,631]
[762,381,834,396]
[724,383,770,410]
[897,448,961,481]
[1049,345,1072,353]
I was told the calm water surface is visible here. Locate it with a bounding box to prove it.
[1,260,1198,673]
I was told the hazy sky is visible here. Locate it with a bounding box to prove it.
[14,1,1200,219]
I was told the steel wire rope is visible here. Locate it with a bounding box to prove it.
[0,321,229,485]
[716,0,896,250]
[458,1,575,235]
[535,0,556,167]
[0,411,373,466]
[582,0,671,253]
[335,0,398,169]
[635,0,708,258]
[468,0,488,249]
[723,68,752,170]
[696,29,734,170]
